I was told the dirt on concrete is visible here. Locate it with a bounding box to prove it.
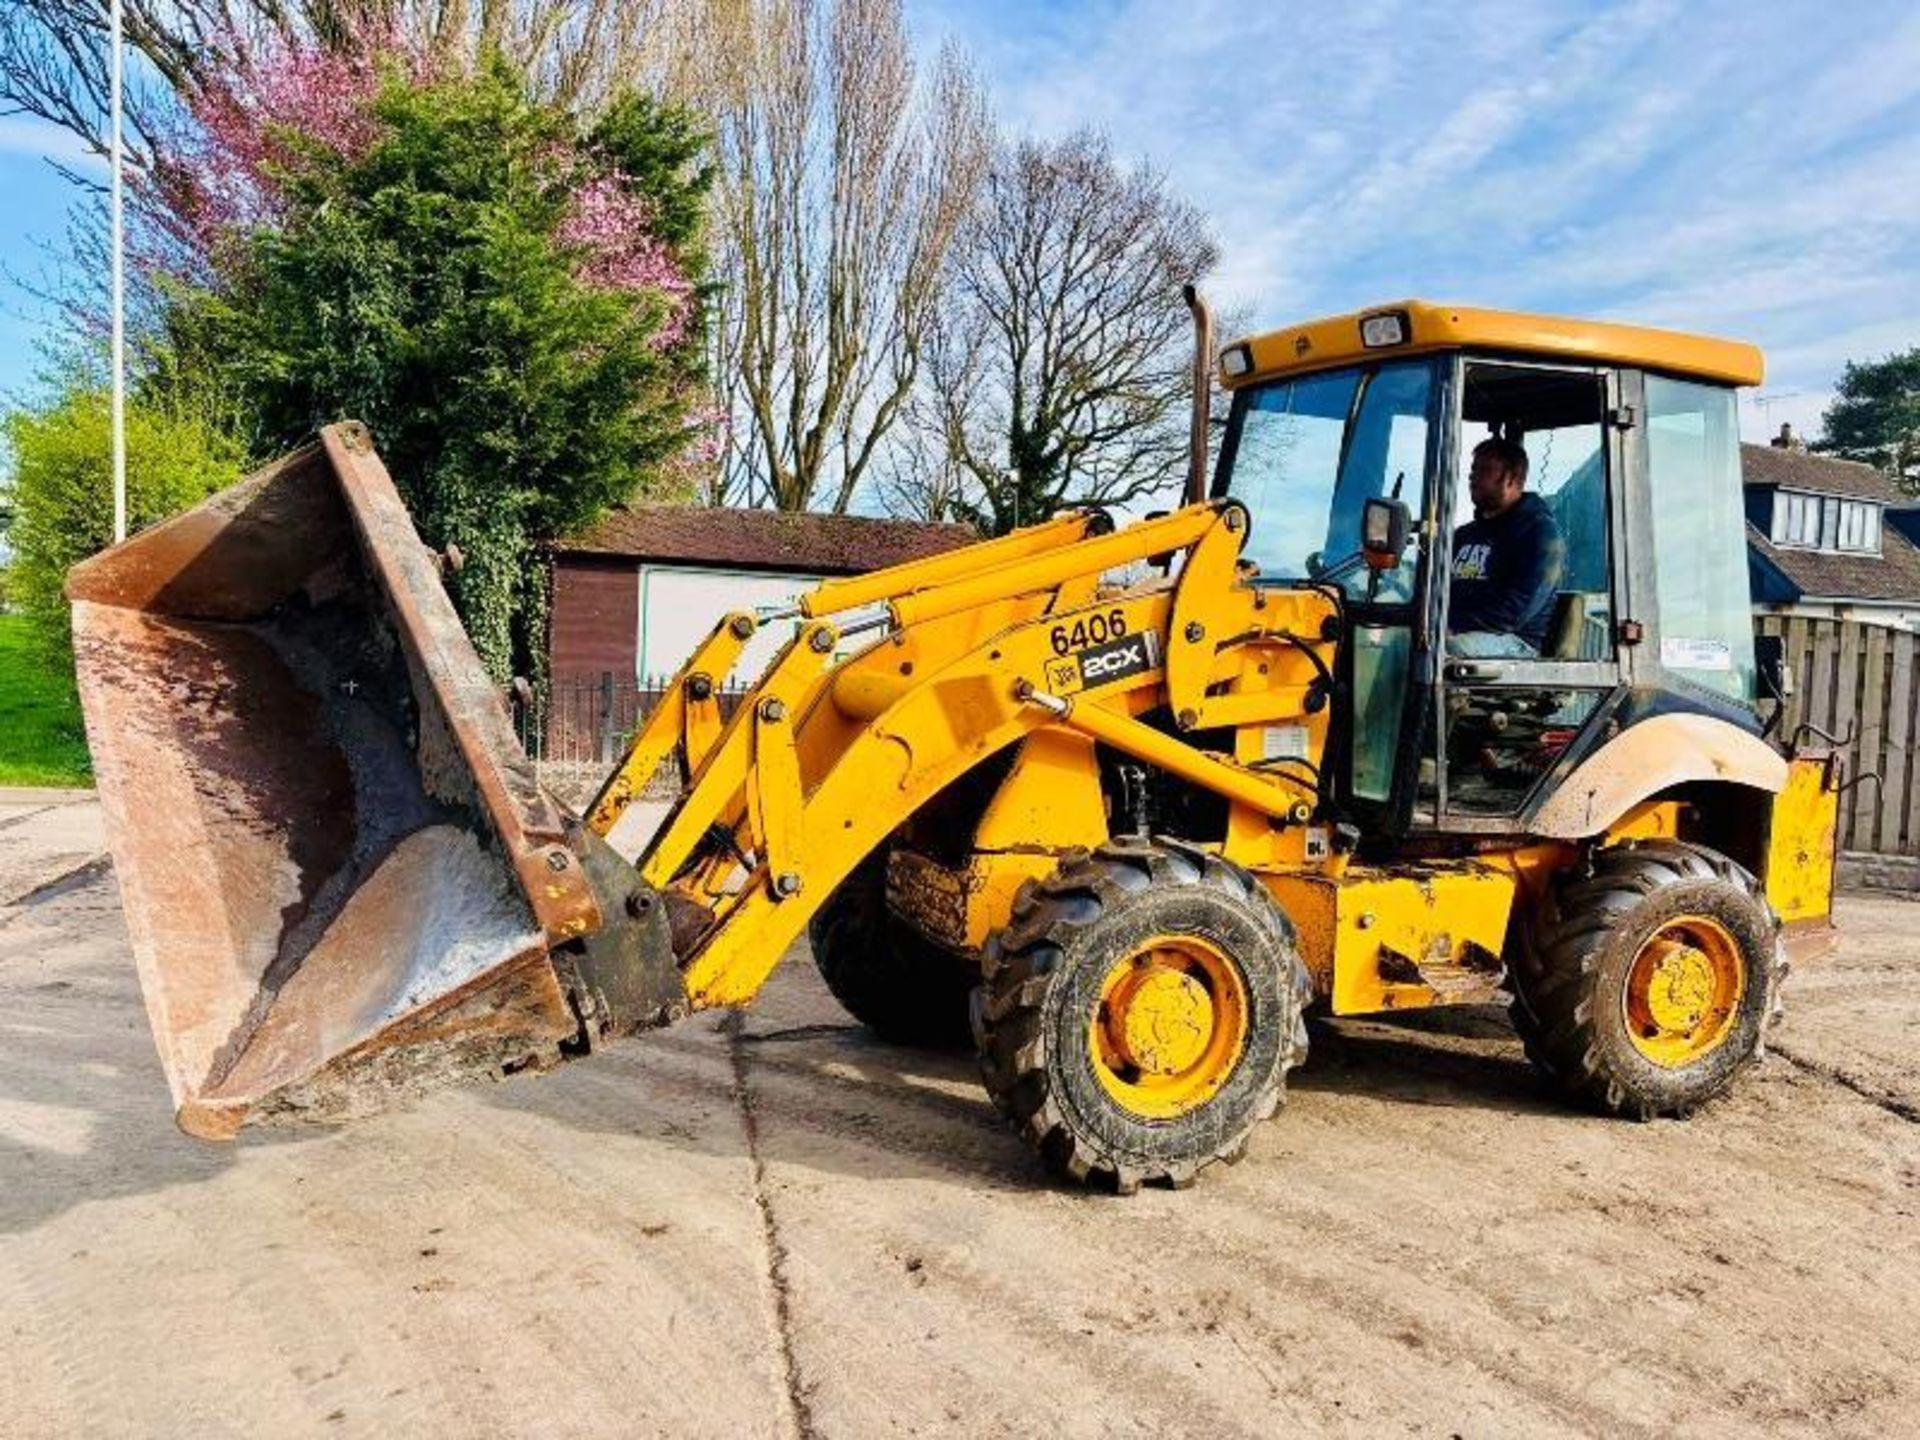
[3,794,1918,1438]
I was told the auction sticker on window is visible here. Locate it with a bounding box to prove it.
[1043,622,1162,694]
[1661,636,1734,672]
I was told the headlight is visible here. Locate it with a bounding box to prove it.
[1219,343,1253,377]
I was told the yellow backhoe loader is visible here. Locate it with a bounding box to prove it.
[68,298,1841,1191]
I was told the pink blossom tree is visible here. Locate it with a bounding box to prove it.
[138,43,715,683]
[146,29,698,360]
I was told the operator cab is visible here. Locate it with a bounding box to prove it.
[1211,301,1764,838]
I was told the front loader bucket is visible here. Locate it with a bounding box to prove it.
[67,422,684,1139]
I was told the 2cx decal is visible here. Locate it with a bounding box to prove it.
[1044,623,1162,694]
[1081,631,1160,683]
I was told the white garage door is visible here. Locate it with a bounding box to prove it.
[635,565,826,685]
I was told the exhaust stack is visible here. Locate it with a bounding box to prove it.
[1183,284,1215,505]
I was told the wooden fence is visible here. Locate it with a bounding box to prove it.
[1758,615,1920,860]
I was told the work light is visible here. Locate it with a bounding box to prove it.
[1360,311,1410,348]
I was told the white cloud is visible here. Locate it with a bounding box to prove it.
[907,0,1920,442]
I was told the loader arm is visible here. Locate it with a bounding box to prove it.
[620,500,1325,1010]
[584,608,758,840]
[582,508,1119,847]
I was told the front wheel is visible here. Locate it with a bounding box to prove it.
[1510,840,1784,1119]
[973,842,1311,1193]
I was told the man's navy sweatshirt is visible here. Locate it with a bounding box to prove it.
[1448,493,1565,650]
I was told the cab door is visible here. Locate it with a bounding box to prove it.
[1425,358,1635,831]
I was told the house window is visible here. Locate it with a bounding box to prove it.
[1774,491,1819,547]
[1771,490,1881,553]
[1837,499,1880,552]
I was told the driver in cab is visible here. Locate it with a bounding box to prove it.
[1448,437,1564,657]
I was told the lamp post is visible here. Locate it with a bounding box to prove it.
[109,0,126,543]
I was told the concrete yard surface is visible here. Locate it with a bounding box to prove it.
[3,794,1918,1437]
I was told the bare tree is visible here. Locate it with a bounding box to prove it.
[903,129,1217,534]
[676,0,988,512]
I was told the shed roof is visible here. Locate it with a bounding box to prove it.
[560,504,976,574]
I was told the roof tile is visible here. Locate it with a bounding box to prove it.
[1741,444,1903,503]
[1746,517,1920,604]
[560,504,976,573]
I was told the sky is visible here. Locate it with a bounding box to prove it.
[0,116,98,408]
[3,0,1919,441]
[906,0,1920,443]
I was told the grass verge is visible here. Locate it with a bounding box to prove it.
[0,613,93,788]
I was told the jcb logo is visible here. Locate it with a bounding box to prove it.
[1045,657,1082,693]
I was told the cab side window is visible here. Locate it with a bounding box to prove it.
[1644,376,1757,702]
[1452,364,1613,659]
[1434,363,1618,819]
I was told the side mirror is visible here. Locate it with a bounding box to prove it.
[1361,496,1412,570]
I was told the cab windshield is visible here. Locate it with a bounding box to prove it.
[1216,358,1438,600]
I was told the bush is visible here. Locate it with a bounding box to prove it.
[153,48,711,684]
[0,385,243,662]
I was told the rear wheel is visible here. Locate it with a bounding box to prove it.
[1510,840,1784,1119]
[973,842,1310,1193]
[808,854,977,1048]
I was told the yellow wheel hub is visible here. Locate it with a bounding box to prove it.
[1115,969,1214,1076]
[1091,936,1248,1119]
[1624,915,1745,1068]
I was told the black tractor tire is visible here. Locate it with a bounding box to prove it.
[807,854,979,1048]
[1509,840,1786,1120]
[972,842,1311,1193]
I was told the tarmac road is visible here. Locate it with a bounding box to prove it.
[3,792,1918,1438]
